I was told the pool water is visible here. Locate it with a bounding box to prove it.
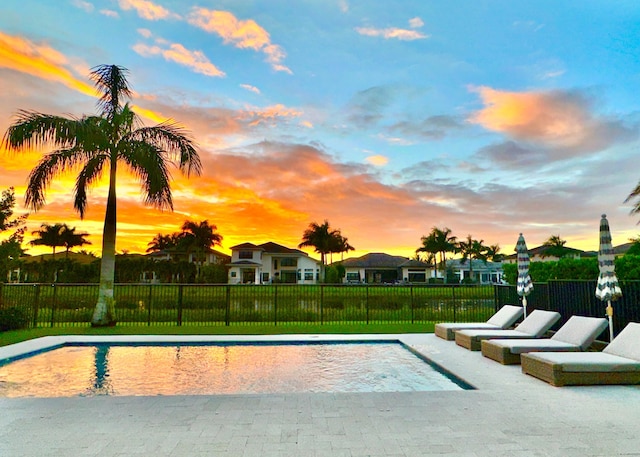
[0,342,468,397]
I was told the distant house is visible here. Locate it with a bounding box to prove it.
[337,253,434,284]
[227,242,321,284]
[147,247,230,265]
[447,259,504,284]
[502,245,587,264]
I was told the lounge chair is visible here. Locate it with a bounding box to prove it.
[481,316,608,364]
[455,309,561,351]
[434,305,524,341]
[521,322,640,386]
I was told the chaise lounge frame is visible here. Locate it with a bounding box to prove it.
[434,304,524,340]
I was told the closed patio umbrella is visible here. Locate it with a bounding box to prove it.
[595,214,622,342]
[516,233,533,318]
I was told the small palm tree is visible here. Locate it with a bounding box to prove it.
[299,220,336,265]
[542,235,569,258]
[178,220,223,280]
[146,233,180,253]
[417,227,457,283]
[485,244,503,262]
[3,64,201,326]
[60,225,91,258]
[30,223,66,258]
[457,234,488,282]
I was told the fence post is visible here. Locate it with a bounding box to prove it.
[410,285,415,324]
[320,285,324,325]
[452,285,457,323]
[50,283,57,327]
[147,284,153,326]
[177,284,183,326]
[274,285,278,326]
[366,285,369,324]
[32,284,41,328]
[225,285,231,326]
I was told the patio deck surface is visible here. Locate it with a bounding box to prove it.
[1,333,639,456]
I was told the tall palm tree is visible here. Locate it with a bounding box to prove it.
[59,225,91,258]
[30,223,66,258]
[457,234,488,282]
[417,227,457,283]
[178,219,223,279]
[327,230,355,262]
[298,220,335,265]
[3,64,201,326]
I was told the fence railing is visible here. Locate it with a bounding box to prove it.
[495,280,640,337]
[0,283,498,328]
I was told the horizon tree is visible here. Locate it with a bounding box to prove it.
[178,219,223,280]
[542,235,571,258]
[146,232,180,254]
[60,225,91,258]
[457,234,489,282]
[29,223,66,258]
[3,64,201,326]
[417,227,457,283]
[299,220,336,265]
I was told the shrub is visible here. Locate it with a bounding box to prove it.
[0,307,30,331]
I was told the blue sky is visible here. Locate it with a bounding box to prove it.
[1,0,640,258]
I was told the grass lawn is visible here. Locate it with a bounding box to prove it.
[0,322,435,347]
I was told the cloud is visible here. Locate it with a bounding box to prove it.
[365,155,389,166]
[100,9,119,18]
[117,0,180,20]
[240,84,260,94]
[469,86,638,165]
[388,115,464,141]
[187,8,292,73]
[71,0,94,13]
[0,32,94,97]
[132,32,225,77]
[355,18,429,41]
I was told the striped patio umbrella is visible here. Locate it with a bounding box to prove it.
[595,214,622,341]
[516,233,533,318]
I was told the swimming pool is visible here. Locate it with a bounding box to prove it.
[0,339,471,397]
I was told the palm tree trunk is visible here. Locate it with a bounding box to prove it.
[92,160,118,326]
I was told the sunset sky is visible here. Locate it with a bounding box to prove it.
[2,0,640,260]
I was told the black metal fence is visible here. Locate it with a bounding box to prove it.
[496,280,640,337]
[0,283,498,328]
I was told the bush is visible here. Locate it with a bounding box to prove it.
[0,307,30,331]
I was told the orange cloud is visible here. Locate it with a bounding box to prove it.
[187,8,291,73]
[469,86,591,147]
[0,32,94,97]
[133,41,225,77]
[118,0,179,20]
[365,154,389,166]
[355,19,429,41]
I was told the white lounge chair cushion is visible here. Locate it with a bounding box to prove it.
[437,322,501,332]
[457,329,535,340]
[551,316,608,350]
[486,305,525,328]
[486,338,581,354]
[523,352,640,373]
[511,310,561,337]
[603,322,640,361]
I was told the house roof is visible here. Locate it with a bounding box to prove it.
[338,253,430,269]
[502,244,585,261]
[230,241,309,256]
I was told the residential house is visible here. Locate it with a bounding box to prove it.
[146,247,230,265]
[447,259,504,284]
[502,245,587,264]
[228,242,321,284]
[338,253,434,284]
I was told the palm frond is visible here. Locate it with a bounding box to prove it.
[89,64,132,119]
[74,154,109,218]
[121,141,174,211]
[25,148,94,212]
[2,111,84,151]
[130,123,201,177]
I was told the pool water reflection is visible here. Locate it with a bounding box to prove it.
[0,342,468,397]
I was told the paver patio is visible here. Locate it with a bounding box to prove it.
[1,333,639,456]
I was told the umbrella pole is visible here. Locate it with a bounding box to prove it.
[522,296,527,319]
[606,300,614,342]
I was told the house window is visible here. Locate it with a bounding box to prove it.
[230,271,237,277]
[239,251,253,259]
[262,272,270,283]
[346,272,360,282]
[304,269,314,280]
[281,257,297,267]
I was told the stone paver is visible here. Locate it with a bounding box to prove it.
[1,333,639,456]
